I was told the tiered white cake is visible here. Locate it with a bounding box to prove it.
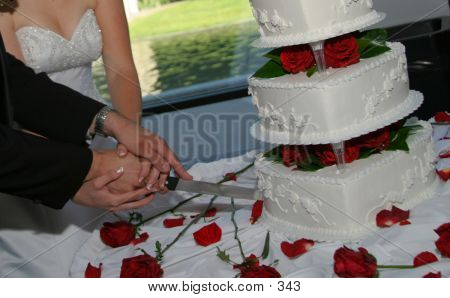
[248,0,440,241]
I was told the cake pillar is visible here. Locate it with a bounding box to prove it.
[332,142,347,173]
[310,41,327,72]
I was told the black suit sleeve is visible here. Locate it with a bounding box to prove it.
[6,53,105,145]
[0,124,93,209]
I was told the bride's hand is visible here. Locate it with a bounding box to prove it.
[105,112,193,185]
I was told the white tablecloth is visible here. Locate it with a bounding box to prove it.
[70,131,450,278]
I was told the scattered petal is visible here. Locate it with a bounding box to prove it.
[85,262,102,278]
[205,207,217,217]
[399,220,411,226]
[437,169,450,182]
[224,172,237,181]
[413,251,439,267]
[131,232,149,246]
[435,223,450,236]
[193,222,222,246]
[250,200,264,224]
[281,239,315,258]
[435,111,450,122]
[163,217,185,228]
[423,272,441,278]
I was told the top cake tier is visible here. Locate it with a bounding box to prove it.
[250,0,385,48]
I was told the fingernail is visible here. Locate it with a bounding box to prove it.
[138,176,145,183]
[118,149,126,157]
[146,183,154,191]
[116,166,124,174]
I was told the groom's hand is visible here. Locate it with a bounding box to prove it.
[73,168,155,211]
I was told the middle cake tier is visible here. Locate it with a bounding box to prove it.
[249,42,423,145]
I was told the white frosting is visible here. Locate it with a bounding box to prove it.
[249,43,423,144]
[250,0,385,47]
[255,121,441,241]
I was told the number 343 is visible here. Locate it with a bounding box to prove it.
[277,281,301,291]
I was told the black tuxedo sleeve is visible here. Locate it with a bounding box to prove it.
[0,124,93,209]
[6,53,105,145]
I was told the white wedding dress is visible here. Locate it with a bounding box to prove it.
[0,9,113,277]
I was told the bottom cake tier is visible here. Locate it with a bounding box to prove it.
[255,121,441,241]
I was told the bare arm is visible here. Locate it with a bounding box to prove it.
[95,0,142,122]
[0,11,25,61]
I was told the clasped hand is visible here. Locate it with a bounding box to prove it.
[73,111,192,211]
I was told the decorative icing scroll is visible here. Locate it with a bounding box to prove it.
[252,8,293,35]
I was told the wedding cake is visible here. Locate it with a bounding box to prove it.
[248,0,440,241]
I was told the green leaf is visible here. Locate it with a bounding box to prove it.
[253,60,287,78]
[264,48,283,63]
[357,29,391,59]
[387,126,415,152]
[216,247,231,263]
[261,232,270,260]
[155,241,164,262]
[306,65,318,78]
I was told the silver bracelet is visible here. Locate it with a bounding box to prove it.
[95,106,115,137]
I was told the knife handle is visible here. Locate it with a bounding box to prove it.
[165,176,180,191]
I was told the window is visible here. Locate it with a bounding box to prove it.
[93,0,266,109]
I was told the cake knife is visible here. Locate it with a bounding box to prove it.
[164,177,261,200]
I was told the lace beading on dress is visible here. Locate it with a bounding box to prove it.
[15,9,105,103]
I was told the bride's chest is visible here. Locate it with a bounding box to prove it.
[15,9,103,74]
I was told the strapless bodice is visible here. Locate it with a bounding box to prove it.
[15,9,105,102]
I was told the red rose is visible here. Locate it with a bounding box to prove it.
[333,246,378,278]
[281,238,315,258]
[313,144,360,166]
[130,232,149,246]
[224,173,237,182]
[239,265,281,278]
[423,272,442,278]
[325,34,360,68]
[281,145,307,167]
[85,262,102,278]
[100,221,136,248]
[120,254,163,278]
[193,222,222,246]
[434,223,450,236]
[355,128,391,150]
[163,217,185,228]
[437,169,450,182]
[413,251,438,267]
[376,206,410,228]
[435,232,450,257]
[233,254,260,270]
[435,112,450,123]
[250,200,264,224]
[280,45,315,74]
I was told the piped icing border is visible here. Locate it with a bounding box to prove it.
[250,90,423,145]
[248,43,405,89]
[255,120,434,185]
[252,11,386,48]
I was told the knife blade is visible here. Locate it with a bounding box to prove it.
[165,177,260,200]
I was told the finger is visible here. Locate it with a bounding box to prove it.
[93,167,125,189]
[117,143,128,158]
[168,153,193,180]
[138,159,151,184]
[157,172,168,192]
[139,136,170,173]
[116,187,155,205]
[112,194,156,211]
[139,143,170,174]
[146,167,160,190]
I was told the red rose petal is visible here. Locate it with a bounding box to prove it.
[239,265,281,278]
[280,239,315,258]
[399,220,411,226]
[85,262,102,278]
[163,217,185,228]
[280,45,315,74]
[250,200,264,224]
[224,173,237,181]
[423,272,442,278]
[439,151,450,159]
[435,112,450,123]
[435,232,450,257]
[437,169,450,182]
[193,222,222,247]
[131,232,149,246]
[205,207,217,218]
[391,206,410,222]
[413,251,439,267]
[435,223,450,236]
[376,210,396,228]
